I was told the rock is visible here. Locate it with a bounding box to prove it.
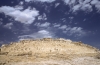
[0,38,100,65]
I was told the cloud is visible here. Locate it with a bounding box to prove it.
[65,27,86,37]
[90,0,100,12]
[83,0,91,4]
[35,22,50,27]
[0,18,3,21]
[95,5,100,12]
[91,0,98,5]
[0,6,39,24]
[69,16,74,20]
[25,0,56,3]
[0,22,2,25]
[53,23,86,37]
[72,3,93,13]
[0,18,3,25]
[63,0,100,13]
[68,27,85,36]
[3,22,13,29]
[58,25,67,30]
[19,1,24,5]
[38,13,47,20]
[21,25,31,33]
[14,6,23,10]
[72,4,82,12]
[63,0,70,5]
[78,0,84,4]
[63,0,76,5]
[18,30,54,40]
[53,23,61,27]
[55,3,60,8]
[72,2,92,13]
[40,22,50,27]
[25,0,31,2]
[81,4,93,12]
[95,3,100,12]
[64,0,91,5]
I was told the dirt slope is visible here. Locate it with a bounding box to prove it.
[0,38,100,65]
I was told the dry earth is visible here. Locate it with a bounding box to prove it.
[0,38,100,65]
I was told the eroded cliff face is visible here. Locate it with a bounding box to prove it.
[0,38,100,65]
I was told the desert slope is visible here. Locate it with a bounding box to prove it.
[0,38,100,65]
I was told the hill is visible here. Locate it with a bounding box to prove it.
[0,38,100,65]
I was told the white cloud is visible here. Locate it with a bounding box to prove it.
[72,2,92,13]
[63,0,91,5]
[35,22,50,27]
[38,16,43,20]
[81,4,93,12]
[53,23,61,27]
[79,0,84,4]
[53,23,86,37]
[69,16,74,20]
[0,6,39,24]
[63,0,100,13]
[91,0,98,5]
[38,30,49,34]
[19,1,24,5]
[63,0,70,5]
[66,27,85,36]
[18,30,54,40]
[24,0,100,13]
[14,6,23,10]
[95,5,100,12]
[69,27,82,33]
[55,3,60,8]
[90,0,100,12]
[70,0,76,5]
[95,2,100,12]
[58,25,67,30]
[40,22,50,27]
[25,0,55,3]
[38,13,47,20]
[83,0,91,4]
[64,0,76,5]
[3,22,13,29]
[25,0,31,2]
[72,4,81,12]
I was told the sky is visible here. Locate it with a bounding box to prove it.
[0,0,100,49]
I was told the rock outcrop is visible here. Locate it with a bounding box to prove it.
[0,38,100,65]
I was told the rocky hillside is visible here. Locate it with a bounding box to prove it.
[0,38,100,65]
